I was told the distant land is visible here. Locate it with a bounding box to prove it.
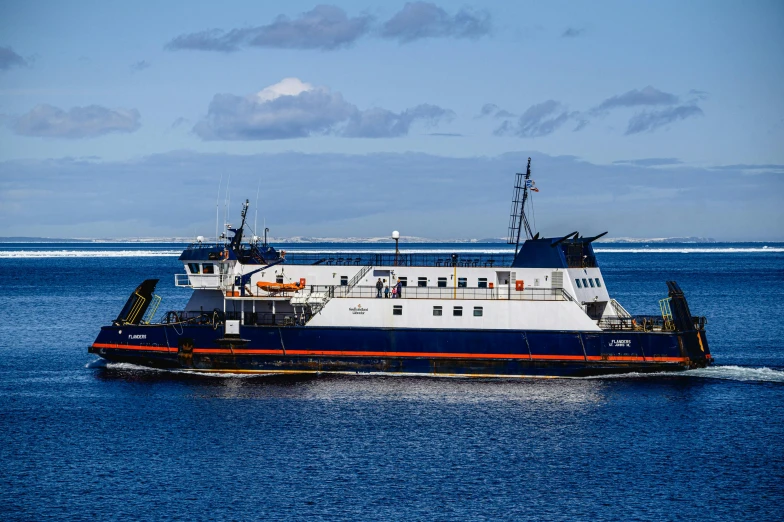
[0,236,725,244]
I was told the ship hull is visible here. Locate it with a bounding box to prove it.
[89,324,711,378]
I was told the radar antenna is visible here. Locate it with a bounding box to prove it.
[507,157,535,254]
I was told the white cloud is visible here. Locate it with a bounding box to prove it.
[195,77,452,140]
[255,77,315,103]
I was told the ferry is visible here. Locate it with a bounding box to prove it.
[89,159,712,377]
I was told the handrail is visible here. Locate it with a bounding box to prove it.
[598,314,706,332]
[305,285,572,301]
[347,265,373,289]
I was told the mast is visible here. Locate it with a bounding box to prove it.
[507,157,535,255]
[519,157,534,242]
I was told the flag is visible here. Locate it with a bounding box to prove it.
[526,179,540,192]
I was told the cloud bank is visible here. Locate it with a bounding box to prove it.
[166,3,491,52]
[12,105,141,139]
[2,151,781,240]
[491,86,705,138]
[194,77,452,140]
[166,5,372,52]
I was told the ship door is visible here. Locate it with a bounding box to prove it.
[496,271,510,299]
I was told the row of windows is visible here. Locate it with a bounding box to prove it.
[392,305,483,317]
[576,278,601,289]
[188,263,215,275]
[398,277,489,288]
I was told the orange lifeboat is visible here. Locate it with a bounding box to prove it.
[256,281,304,293]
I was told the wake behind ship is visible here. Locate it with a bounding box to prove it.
[89,159,711,377]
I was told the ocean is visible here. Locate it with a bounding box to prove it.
[1,242,783,521]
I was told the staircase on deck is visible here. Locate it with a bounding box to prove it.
[305,265,374,315]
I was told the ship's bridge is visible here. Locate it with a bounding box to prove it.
[177,243,227,289]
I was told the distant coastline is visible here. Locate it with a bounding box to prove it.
[0,236,755,244]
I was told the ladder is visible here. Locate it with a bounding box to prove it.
[659,297,674,331]
[309,265,373,315]
[141,295,162,324]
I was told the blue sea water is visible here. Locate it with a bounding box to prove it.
[1,242,783,521]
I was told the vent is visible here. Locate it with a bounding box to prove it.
[551,271,564,289]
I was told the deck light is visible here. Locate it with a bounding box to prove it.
[392,231,400,266]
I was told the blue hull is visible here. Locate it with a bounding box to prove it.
[90,324,711,377]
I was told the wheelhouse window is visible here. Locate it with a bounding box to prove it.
[418,277,427,287]
[340,276,348,286]
[399,277,408,287]
[582,278,588,288]
[576,279,582,288]
[588,278,595,288]
[473,306,483,317]
[438,277,447,288]
[478,278,488,288]
[393,305,403,316]
[458,277,467,288]
[202,263,215,274]
[188,263,200,274]
[433,306,443,316]
[453,306,463,317]
[595,278,602,288]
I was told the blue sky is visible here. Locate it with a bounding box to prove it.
[0,1,782,239]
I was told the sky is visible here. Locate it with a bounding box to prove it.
[0,0,782,240]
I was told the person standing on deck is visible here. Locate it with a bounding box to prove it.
[376,278,383,298]
[384,284,390,298]
[396,279,403,299]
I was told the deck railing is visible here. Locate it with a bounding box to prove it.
[304,285,574,302]
[280,252,515,268]
[598,315,707,332]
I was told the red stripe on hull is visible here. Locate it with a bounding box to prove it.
[91,343,688,364]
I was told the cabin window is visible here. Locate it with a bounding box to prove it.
[458,277,467,288]
[433,306,443,316]
[595,278,602,288]
[202,263,215,274]
[399,277,408,287]
[588,278,595,288]
[582,278,588,288]
[393,305,403,316]
[418,277,427,287]
[473,306,483,317]
[188,263,200,274]
[478,278,488,288]
[438,277,447,288]
[340,276,348,286]
[276,274,284,283]
[453,306,463,317]
[576,279,582,288]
